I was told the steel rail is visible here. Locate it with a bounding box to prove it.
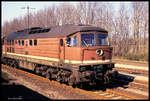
[115,67,148,76]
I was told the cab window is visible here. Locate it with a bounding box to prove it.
[18,40,20,46]
[98,34,108,45]
[7,40,9,45]
[15,40,17,44]
[10,40,11,45]
[81,34,95,46]
[29,40,32,46]
[22,40,24,46]
[34,40,37,46]
[73,36,78,46]
[60,39,63,46]
[12,40,14,45]
[66,36,78,47]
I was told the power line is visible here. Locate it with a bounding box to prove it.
[21,6,35,29]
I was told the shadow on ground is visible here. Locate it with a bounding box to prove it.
[79,73,135,91]
[1,77,50,100]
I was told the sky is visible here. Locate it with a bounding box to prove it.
[1,1,122,26]
[1,1,72,26]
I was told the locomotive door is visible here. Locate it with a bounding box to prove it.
[59,39,65,64]
[25,40,28,55]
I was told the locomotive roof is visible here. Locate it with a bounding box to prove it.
[5,24,108,40]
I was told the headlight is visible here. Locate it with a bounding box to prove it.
[96,49,103,56]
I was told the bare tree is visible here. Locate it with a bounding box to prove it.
[131,2,144,53]
[2,21,10,37]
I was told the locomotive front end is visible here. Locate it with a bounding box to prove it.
[78,32,118,85]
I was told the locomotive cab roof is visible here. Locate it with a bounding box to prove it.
[5,24,108,40]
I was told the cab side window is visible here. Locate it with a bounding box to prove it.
[34,40,37,46]
[60,39,63,46]
[73,36,78,46]
[9,40,11,45]
[22,40,24,46]
[12,40,14,45]
[18,40,20,46]
[29,40,32,46]
[15,40,17,44]
[66,36,78,47]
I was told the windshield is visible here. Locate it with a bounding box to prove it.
[81,33,108,47]
[98,34,108,46]
[81,34,96,46]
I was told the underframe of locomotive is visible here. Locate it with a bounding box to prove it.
[2,55,118,87]
[78,63,118,86]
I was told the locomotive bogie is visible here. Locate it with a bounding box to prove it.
[77,63,117,85]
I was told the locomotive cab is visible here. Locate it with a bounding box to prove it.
[64,31,112,64]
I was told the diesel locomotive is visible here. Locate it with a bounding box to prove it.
[2,24,118,87]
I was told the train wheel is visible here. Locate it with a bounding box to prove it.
[45,68,52,79]
[41,71,46,77]
[103,70,113,84]
[76,83,83,88]
[68,77,76,88]
[56,71,62,83]
[12,60,19,68]
[35,67,40,75]
[103,75,110,84]
[7,59,12,67]
[51,73,57,80]
[10,60,15,68]
[2,58,7,65]
[45,72,51,79]
[13,63,18,68]
[56,75,61,82]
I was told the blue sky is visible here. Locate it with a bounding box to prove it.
[2,1,122,26]
[1,1,66,26]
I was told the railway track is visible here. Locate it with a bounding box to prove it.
[1,64,149,100]
[115,67,148,77]
[114,78,148,92]
[116,70,148,85]
[87,76,148,100]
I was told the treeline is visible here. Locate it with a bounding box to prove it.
[2,2,148,61]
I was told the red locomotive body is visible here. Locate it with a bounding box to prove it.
[2,24,118,86]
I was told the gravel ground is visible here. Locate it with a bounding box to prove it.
[112,60,148,67]
[1,66,105,100]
